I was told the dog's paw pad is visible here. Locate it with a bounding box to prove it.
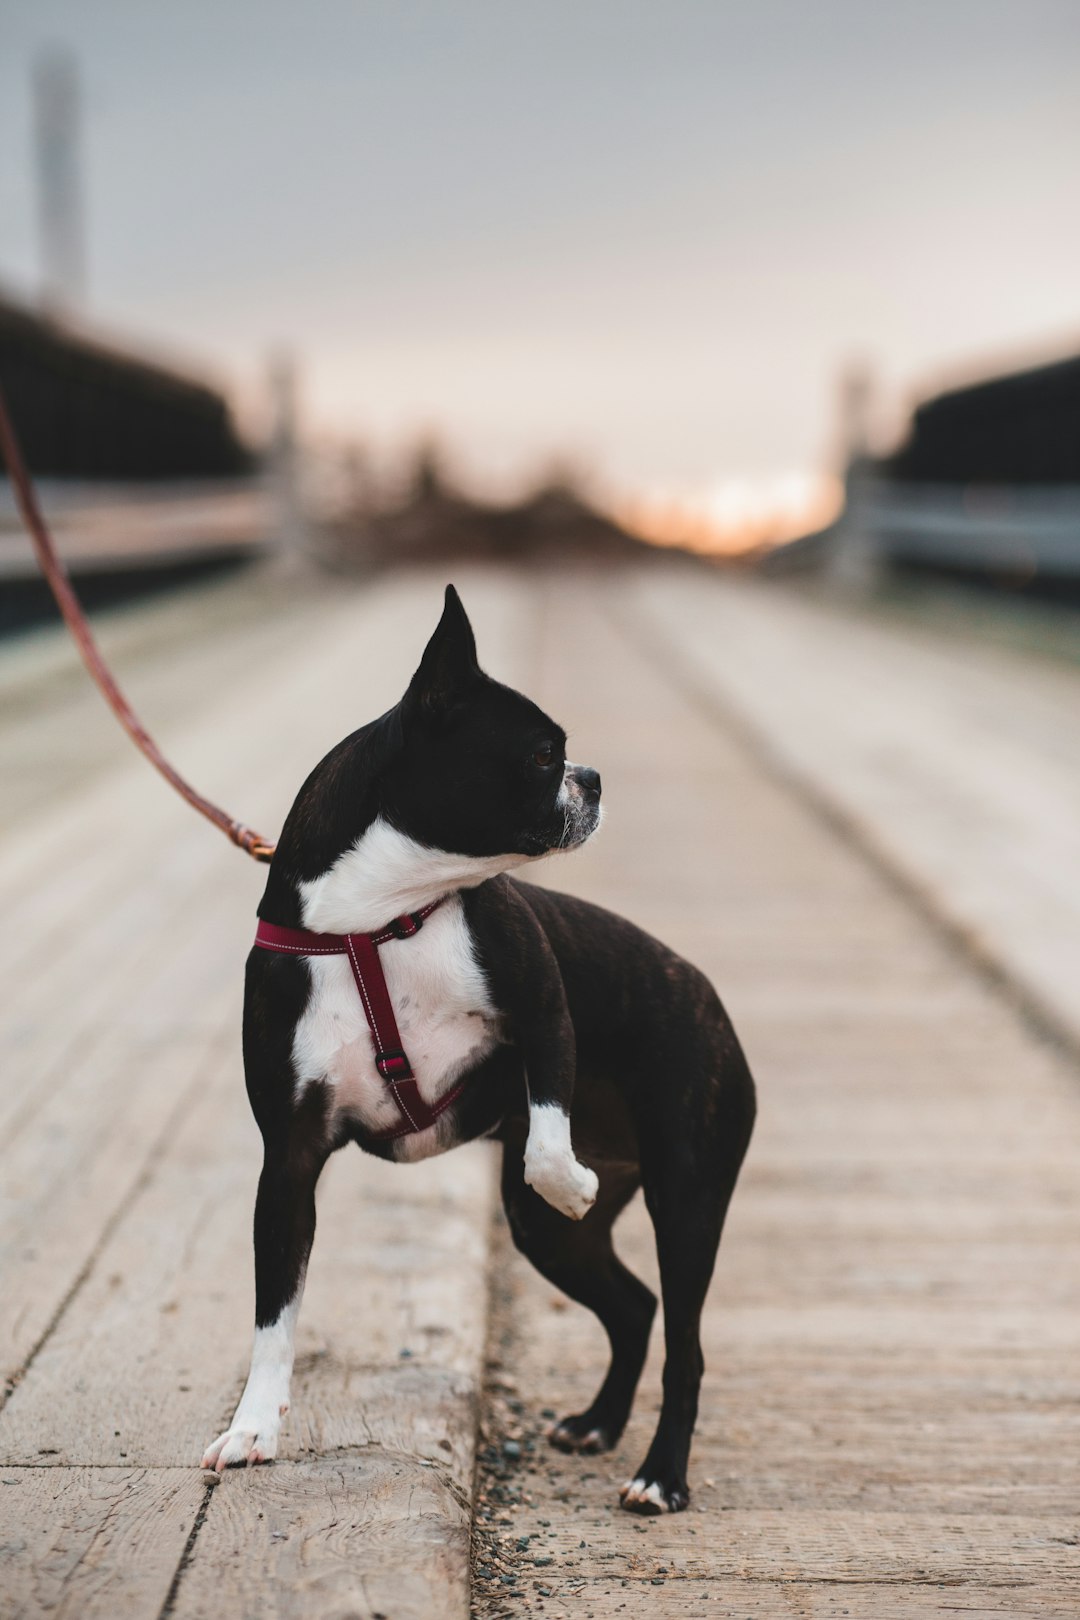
[548,1418,610,1454]
[619,1476,689,1515]
[201,1425,279,1473]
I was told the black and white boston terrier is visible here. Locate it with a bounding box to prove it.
[202,585,755,1515]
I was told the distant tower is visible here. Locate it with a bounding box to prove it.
[266,349,307,558]
[828,359,882,592]
[33,46,85,314]
[837,359,875,466]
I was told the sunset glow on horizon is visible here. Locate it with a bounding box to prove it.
[616,472,844,559]
[2,5,1077,512]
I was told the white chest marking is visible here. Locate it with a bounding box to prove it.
[297,816,531,934]
[292,819,526,1159]
[291,897,501,1155]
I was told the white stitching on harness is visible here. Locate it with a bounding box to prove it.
[386,1075,419,1129]
[377,1080,463,1140]
[258,912,451,1139]
[346,933,420,1132]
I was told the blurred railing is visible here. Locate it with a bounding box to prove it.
[0,477,270,580]
[771,471,1080,588]
[857,477,1080,578]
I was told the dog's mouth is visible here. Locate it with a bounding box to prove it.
[514,764,602,858]
[516,797,600,859]
[553,784,602,853]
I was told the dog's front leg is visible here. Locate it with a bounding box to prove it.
[202,1139,326,1470]
[523,1094,598,1220]
[478,884,598,1221]
[519,1005,597,1221]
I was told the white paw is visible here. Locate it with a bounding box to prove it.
[524,1151,598,1220]
[620,1476,671,1512]
[201,1416,281,1472]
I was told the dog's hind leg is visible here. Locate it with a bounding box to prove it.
[202,1113,330,1471]
[621,1042,755,1515]
[501,1145,655,1455]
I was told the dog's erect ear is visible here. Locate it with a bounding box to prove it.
[402,584,482,722]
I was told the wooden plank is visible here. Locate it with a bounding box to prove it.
[0,565,532,1620]
[0,853,251,1394]
[0,569,327,836]
[473,570,1080,1617]
[0,807,252,1389]
[0,844,244,1143]
[0,567,541,1176]
[0,1467,204,1620]
[0,563,535,952]
[630,563,1080,1047]
[0,565,532,987]
[0,577,405,1154]
[0,1035,232,1388]
[0,578,355,937]
[527,1510,1080,1584]
[177,1454,471,1620]
[0,1091,495,1468]
[474,1576,1080,1620]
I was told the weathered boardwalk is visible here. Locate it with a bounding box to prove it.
[469,567,1080,1617]
[0,567,526,1620]
[632,568,1080,1051]
[2,560,1079,1618]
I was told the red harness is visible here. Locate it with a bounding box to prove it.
[253,898,466,1140]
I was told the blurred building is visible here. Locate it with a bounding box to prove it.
[0,289,265,625]
[0,290,252,480]
[887,355,1080,487]
[776,349,1080,594]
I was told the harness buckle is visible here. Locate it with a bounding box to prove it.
[376,1048,413,1080]
[390,912,422,939]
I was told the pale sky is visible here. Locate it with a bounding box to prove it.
[1,1,1078,506]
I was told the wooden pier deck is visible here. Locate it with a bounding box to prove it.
[2,561,1079,1618]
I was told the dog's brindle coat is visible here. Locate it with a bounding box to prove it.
[202,586,755,1514]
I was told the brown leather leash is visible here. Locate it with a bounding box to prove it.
[0,383,276,862]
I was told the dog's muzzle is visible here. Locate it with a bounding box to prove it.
[557,763,602,849]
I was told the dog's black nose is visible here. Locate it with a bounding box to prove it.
[574,766,601,800]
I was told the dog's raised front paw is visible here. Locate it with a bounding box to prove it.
[523,1152,598,1220]
[619,1473,690,1515]
[201,1420,280,1472]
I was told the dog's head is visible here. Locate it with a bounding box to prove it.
[384,585,601,859]
[273,585,601,890]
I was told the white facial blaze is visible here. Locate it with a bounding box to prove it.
[523,1101,598,1220]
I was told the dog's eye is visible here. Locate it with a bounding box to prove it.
[533,744,556,768]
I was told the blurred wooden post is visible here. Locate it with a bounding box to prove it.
[33,46,85,315]
[827,362,882,592]
[266,349,308,561]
